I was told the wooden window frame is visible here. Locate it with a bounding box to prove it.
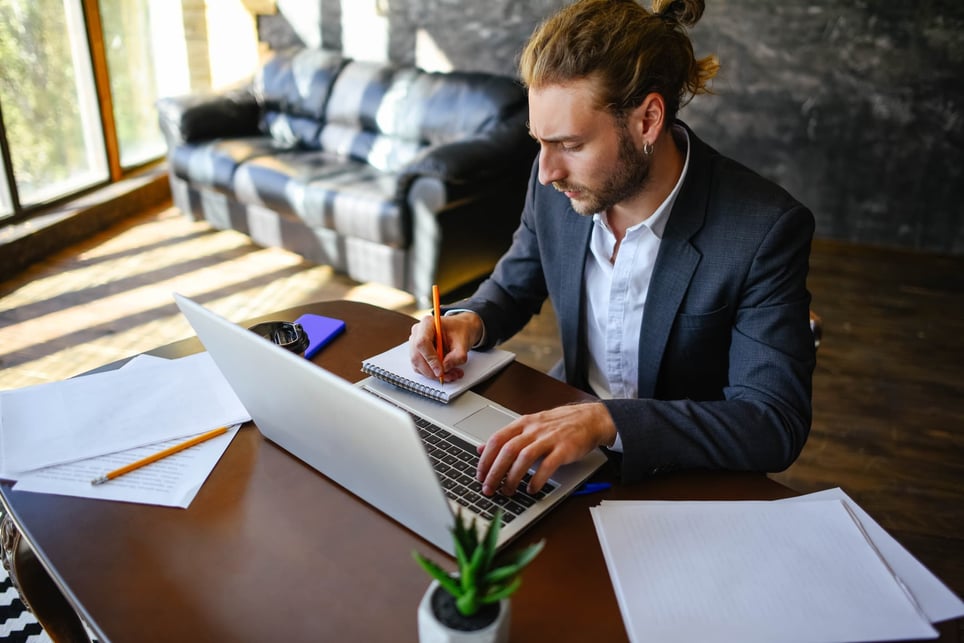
[0,0,162,228]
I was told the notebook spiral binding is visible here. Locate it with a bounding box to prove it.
[361,364,447,402]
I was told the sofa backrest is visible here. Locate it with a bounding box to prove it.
[323,60,528,172]
[253,48,347,147]
[252,49,528,174]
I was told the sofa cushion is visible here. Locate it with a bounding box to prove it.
[317,60,527,172]
[171,136,293,193]
[319,123,423,173]
[415,71,527,144]
[254,47,347,147]
[232,152,406,246]
[260,112,324,148]
[318,62,426,171]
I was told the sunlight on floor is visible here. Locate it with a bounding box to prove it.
[0,206,417,391]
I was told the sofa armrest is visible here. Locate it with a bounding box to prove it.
[404,110,536,304]
[397,111,537,196]
[156,86,261,148]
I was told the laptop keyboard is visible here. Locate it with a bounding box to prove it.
[407,412,556,525]
[367,389,558,527]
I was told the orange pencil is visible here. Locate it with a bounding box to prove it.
[432,284,445,385]
[90,426,229,485]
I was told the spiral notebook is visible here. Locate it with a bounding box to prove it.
[360,342,516,403]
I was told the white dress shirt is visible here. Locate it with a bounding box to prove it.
[585,126,690,450]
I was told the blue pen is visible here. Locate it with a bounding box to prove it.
[571,482,611,496]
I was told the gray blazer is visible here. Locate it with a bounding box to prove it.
[457,122,816,483]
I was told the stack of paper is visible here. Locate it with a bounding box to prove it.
[591,489,964,642]
[0,354,250,507]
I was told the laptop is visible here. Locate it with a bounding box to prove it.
[173,293,606,554]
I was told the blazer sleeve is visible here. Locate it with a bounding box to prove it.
[450,160,552,346]
[604,203,816,481]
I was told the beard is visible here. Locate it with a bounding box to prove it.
[553,126,652,216]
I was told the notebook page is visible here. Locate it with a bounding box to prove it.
[360,342,515,403]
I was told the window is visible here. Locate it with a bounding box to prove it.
[100,0,191,168]
[0,151,12,218]
[0,0,257,227]
[0,0,108,214]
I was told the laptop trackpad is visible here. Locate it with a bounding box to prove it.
[455,405,517,442]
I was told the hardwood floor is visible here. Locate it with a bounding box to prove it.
[1,204,962,621]
[773,239,964,606]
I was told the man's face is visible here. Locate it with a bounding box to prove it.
[528,79,651,215]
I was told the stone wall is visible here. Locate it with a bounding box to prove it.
[257,0,964,255]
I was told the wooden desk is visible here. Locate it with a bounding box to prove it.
[3,301,948,642]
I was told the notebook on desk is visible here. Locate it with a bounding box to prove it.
[173,294,606,555]
[361,341,516,403]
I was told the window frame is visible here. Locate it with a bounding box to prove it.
[0,0,162,228]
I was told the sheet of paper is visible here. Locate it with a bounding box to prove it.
[12,425,240,508]
[0,352,250,475]
[590,499,937,643]
[781,488,964,623]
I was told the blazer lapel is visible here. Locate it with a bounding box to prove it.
[637,124,712,398]
[556,208,593,387]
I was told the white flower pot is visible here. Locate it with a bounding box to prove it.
[417,580,511,643]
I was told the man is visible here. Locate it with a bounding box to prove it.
[409,0,815,498]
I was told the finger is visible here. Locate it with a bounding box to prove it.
[409,316,443,377]
[482,433,535,496]
[524,450,566,494]
[476,424,520,491]
[501,438,551,496]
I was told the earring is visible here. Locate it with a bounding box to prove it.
[643,141,655,156]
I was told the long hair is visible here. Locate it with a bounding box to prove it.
[520,0,719,123]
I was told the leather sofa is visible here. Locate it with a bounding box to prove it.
[157,48,537,305]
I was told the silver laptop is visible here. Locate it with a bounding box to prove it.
[173,293,606,554]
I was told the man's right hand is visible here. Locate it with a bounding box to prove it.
[408,311,483,382]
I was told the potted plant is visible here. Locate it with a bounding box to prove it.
[414,509,545,643]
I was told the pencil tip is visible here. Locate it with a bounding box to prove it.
[91,476,108,486]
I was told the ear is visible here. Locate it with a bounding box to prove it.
[626,92,666,146]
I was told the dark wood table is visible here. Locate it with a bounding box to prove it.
[2,301,953,642]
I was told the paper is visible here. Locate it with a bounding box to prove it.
[12,425,240,508]
[361,342,515,403]
[781,488,964,623]
[0,352,250,475]
[590,498,938,643]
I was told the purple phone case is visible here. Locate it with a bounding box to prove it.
[295,314,346,358]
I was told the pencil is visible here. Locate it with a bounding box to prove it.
[90,426,229,485]
[432,284,445,385]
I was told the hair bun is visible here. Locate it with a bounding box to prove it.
[655,0,705,27]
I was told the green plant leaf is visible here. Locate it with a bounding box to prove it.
[483,565,520,585]
[477,509,503,573]
[412,551,461,597]
[452,508,479,558]
[456,586,480,617]
[481,576,522,604]
[484,539,544,584]
[463,531,488,591]
[464,513,480,555]
[453,532,470,577]
[486,540,546,582]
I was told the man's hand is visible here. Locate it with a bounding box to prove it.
[408,311,483,382]
[476,402,617,496]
